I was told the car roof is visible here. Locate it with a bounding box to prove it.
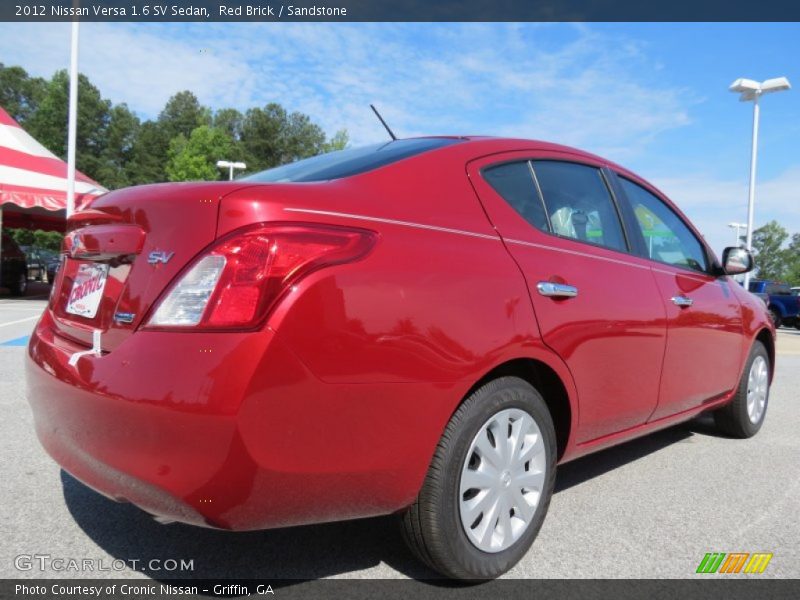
[416,135,642,179]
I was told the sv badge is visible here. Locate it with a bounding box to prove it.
[148,250,175,265]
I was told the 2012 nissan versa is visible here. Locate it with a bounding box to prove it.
[26,136,774,579]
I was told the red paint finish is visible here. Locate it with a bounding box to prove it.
[26,137,774,531]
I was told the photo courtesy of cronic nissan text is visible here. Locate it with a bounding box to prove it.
[0,2,798,599]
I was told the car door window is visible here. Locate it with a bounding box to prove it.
[482,161,550,232]
[531,161,627,252]
[619,178,709,273]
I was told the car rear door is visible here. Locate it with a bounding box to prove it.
[613,175,744,419]
[468,151,667,443]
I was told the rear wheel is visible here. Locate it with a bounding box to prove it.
[400,376,557,579]
[713,341,770,438]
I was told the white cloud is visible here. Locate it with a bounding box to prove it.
[1,22,694,157]
[0,23,255,114]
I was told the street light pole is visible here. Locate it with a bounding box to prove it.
[743,95,759,289]
[729,76,791,289]
[66,20,80,219]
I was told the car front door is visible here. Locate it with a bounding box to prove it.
[468,152,668,443]
[614,176,744,419]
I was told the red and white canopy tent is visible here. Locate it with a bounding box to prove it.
[0,105,106,238]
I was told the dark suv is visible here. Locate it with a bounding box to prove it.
[1,233,28,296]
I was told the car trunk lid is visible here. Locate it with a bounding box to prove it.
[49,182,252,351]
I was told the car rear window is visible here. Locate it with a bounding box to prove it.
[244,138,462,183]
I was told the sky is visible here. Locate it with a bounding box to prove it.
[0,21,798,255]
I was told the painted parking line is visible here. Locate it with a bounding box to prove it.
[0,295,49,302]
[1,335,29,347]
[0,316,40,328]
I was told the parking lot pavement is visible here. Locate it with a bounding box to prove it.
[1,296,798,580]
[0,283,50,346]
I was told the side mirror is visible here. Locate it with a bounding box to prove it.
[721,246,754,275]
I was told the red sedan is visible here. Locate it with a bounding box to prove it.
[26,137,774,579]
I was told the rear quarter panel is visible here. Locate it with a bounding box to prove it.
[218,149,581,513]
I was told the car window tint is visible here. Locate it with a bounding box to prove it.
[244,138,462,183]
[531,161,627,252]
[619,178,708,273]
[482,162,549,232]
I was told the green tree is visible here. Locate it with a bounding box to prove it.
[322,129,349,153]
[214,108,244,141]
[158,91,211,140]
[9,228,34,246]
[240,103,326,171]
[751,220,789,281]
[166,125,234,182]
[0,63,47,123]
[96,103,140,189]
[127,120,171,184]
[32,229,50,249]
[784,233,800,286]
[124,91,211,185]
[41,231,64,252]
[25,70,111,180]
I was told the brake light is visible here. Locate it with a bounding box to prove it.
[145,223,376,330]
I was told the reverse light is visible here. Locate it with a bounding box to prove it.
[145,223,376,330]
[148,255,226,326]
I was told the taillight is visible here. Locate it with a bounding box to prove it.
[145,223,376,331]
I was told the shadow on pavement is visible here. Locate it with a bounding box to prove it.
[60,470,438,582]
[554,424,693,493]
[60,420,704,583]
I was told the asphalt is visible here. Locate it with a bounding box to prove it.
[1,286,798,580]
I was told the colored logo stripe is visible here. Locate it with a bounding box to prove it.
[744,553,773,574]
[697,553,726,573]
[720,553,749,573]
[696,552,773,574]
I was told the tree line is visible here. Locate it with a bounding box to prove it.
[750,221,800,285]
[0,62,348,188]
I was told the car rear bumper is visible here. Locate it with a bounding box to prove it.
[26,310,455,530]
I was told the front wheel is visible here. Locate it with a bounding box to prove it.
[400,376,557,579]
[768,308,782,329]
[713,341,770,438]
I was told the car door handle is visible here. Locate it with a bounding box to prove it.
[537,281,578,298]
[671,295,694,307]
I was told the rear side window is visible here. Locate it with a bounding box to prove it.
[483,162,549,232]
[619,178,708,273]
[532,161,627,252]
[244,138,462,183]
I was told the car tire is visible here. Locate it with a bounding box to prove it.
[713,341,770,438]
[768,308,782,329]
[400,376,557,580]
[9,271,27,297]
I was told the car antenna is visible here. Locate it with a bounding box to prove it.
[370,104,397,141]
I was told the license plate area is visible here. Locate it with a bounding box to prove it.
[65,263,110,319]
